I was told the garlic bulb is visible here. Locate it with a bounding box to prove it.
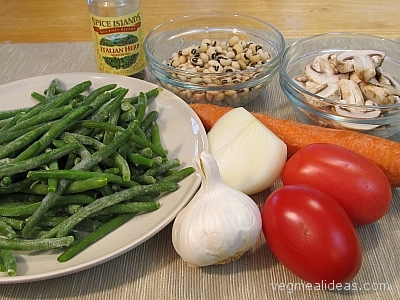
[172,151,262,267]
[207,107,287,195]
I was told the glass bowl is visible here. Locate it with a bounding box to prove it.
[144,12,285,107]
[279,32,400,138]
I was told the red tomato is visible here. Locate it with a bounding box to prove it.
[262,185,362,284]
[282,143,392,225]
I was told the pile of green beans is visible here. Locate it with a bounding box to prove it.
[0,79,195,276]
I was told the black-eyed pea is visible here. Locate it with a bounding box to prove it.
[181,47,192,56]
[178,55,188,64]
[195,66,205,72]
[237,59,247,70]
[190,57,204,66]
[219,57,232,67]
[238,40,247,48]
[205,91,219,102]
[193,92,207,103]
[226,51,235,59]
[200,53,209,62]
[172,59,180,67]
[186,89,193,99]
[229,36,240,47]
[237,88,250,97]
[177,74,188,81]
[206,47,216,58]
[190,77,203,84]
[249,54,261,63]
[231,61,240,70]
[223,66,236,73]
[224,90,237,97]
[221,77,233,84]
[232,44,244,54]
[213,92,226,102]
[199,43,208,53]
[240,53,249,63]
[215,45,223,53]
[212,78,223,85]
[259,51,271,61]
[220,41,229,50]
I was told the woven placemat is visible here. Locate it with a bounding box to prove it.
[0,41,399,300]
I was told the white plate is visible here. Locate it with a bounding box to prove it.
[0,72,208,284]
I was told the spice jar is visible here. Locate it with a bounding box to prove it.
[87,0,146,79]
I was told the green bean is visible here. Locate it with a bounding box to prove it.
[45,78,60,99]
[47,158,59,193]
[0,194,95,216]
[57,213,134,262]
[67,177,108,193]
[140,110,159,132]
[0,122,56,146]
[0,249,17,276]
[0,108,29,121]
[135,92,147,126]
[158,166,196,183]
[37,216,102,232]
[126,153,157,167]
[62,132,131,181]
[22,120,138,237]
[28,170,139,188]
[54,182,179,238]
[90,201,160,217]
[0,219,17,239]
[0,179,34,195]
[102,107,120,145]
[123,87,162,105]
[118,109,136,124]
[1,177,12,186]
[0,112,26,132]
[144,158,181,177]
[0,236,74,251]
[71,120,166,157]
[0,216,24,230]
[150,122,163,149]
[39,80,92,112]
[0,143,80,179]
[1,104,73,135]
[17,102,97,160]
[0,123,56,160]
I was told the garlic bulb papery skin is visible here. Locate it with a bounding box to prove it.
[171,151,262,267]
[207,107,287,195]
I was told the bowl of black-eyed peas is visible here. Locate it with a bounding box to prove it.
[144,12,285,107]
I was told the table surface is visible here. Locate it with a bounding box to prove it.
[1,1,400,299]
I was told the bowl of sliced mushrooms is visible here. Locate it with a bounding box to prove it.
[279,32,400,138]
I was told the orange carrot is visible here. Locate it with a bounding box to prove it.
[190,103,400,188]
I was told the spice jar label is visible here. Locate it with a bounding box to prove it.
[89,10,146,76]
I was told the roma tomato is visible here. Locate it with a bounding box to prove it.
[282,143,392,225]
[262,185,362,284]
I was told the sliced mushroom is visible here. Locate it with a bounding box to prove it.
[359,81,395,105]
[306,82,341,100]
[375,67,400,96]
[353,54,376,82]
[292,75,308,88]
[304,63,349,85]
[334,50,386,73]
[334,100,381,130]
[337,79,364,105]
[311,55,336,75]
